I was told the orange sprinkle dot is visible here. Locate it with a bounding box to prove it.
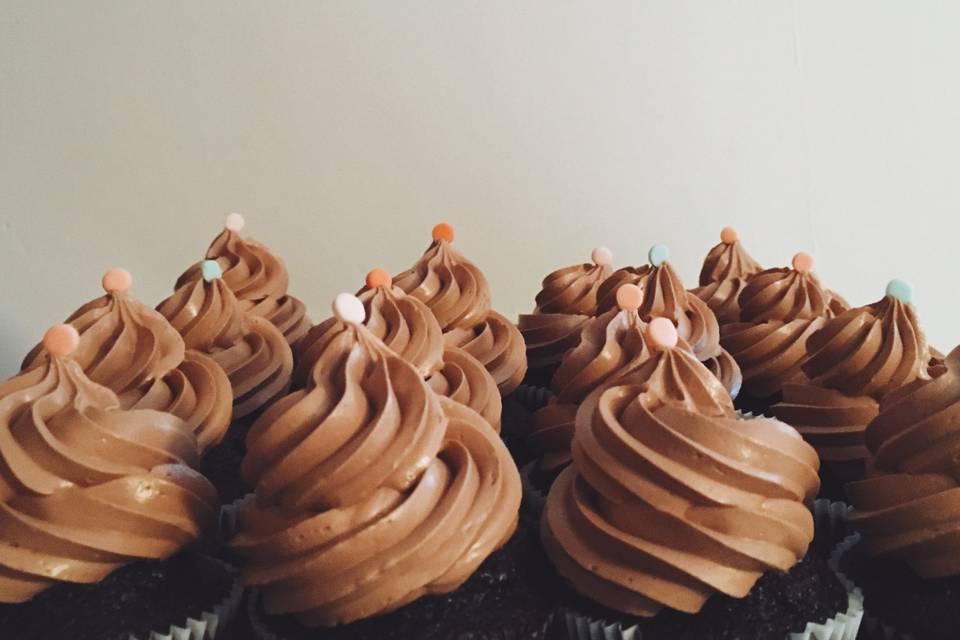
[366,268,392,289]
[646,317,678,349]
[792,252,814,273]
[432,223,455,243]
[720,227,738,244]
[616,284,643,311]
[102,267,132,294]
[43,324,80,357]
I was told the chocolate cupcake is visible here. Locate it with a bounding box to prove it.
[176,212,312,348]
[844,343,960,640]
[394,223,527,396]
[542,318,858,639]
[517,246,614,387]
[771,279,931,497]
[0,324,239,640]
[230,293,545,638]
[690,226,763,325]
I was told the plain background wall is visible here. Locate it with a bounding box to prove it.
[2,1,958,375]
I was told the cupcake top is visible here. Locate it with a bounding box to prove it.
[158,260,293,419]
[737,252,832,323]
[532,246,614,315]
[393,223,491,331]
[427,345,502,431]
[692,227,763,324]
[0,325,218,603]
[176,212,289,301]
[21,269,233,450]
[802,279,930,399]
[596,244,721,361]
[443,310,527,395]
[847,344,960,577]
[542,319,819,617]
[233,294,520,625]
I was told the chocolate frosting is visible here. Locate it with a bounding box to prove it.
[393,238,491,331]
[737,267,831,324]
[294,284,444,388]
[427,346,502,432]
[517,313,590,379]
[847,345,960,577]
[802,294,931,399]
[22,289,232,451]
[177,227,310,347]
[157,277,293,420]
[596,262,721,361]
[233,320,519,626]
[692,238,763,325]
[443,310,527,396]
[0,354,218,603]
[701,348,743,400]
[542,347,818,616]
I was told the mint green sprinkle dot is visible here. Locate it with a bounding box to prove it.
[201,260,223,282]
[885,279,913,303]
[648,243,670,267]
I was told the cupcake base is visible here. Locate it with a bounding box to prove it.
[552,550,848,640]
[0,552,239,640]
[246,521,554,640]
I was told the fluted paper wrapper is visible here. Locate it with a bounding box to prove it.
[219,492,255,542]
[513,383,554,412]
[556,532,864,640]
[520,462,547,519]
[129,556,244,640]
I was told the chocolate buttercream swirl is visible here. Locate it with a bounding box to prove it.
[535,261,612,315]
[701,348,743,399]
[240,295,311,348]
[737,267,831,323]
[0,355,218,603]
[233,316,520,625]
[802,294,930,399]
[542,362,818,616]
[443,311,527,396]
[177,228,288,302]
[826,289,850,317]
[597,263,720,361]
[294,284,444,388]
[692,239,762,325]
[22,290,185,395]
[157,278,293,419]
[847,346,960,577]
[393,238,491,331]
[518,313,590,382]
[427,347,502,431]
[772,383,878,471]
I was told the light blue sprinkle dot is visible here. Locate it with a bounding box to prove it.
[886,279,913,303]
[201,260,223,283]
[648,243,670,267]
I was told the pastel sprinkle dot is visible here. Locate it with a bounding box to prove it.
[648,244,670,267]
[616,284,644,311]
[886,279,913,303]
[225,212,245,232]
[201,260,223,282]
[646,317,678,350]
[792,252,814,273]
[366,268,392,289]
[720,227,739,244]
[591,246,613,267]
[333,293,366,325]
[43,324,80,357]
[432,223,455,243]
[102,268,133,294]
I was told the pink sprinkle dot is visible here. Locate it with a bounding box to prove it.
[225,212,245,232]
[792,252,814,273]
[646,317,678,349]
[616,284,643,311]
[102,268,132,293]
[43,324,80,357]
[591,246,613,266]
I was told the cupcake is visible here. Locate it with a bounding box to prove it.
[594,244,742,398]
[690,226,763,325]
[844,343,960,639]
[720,252,836,409]
[517,246,614,387]
[158,259,294,421]
[0,324,238,640]
[542,318,856,639]
[21,268,233,453]
[294,268,501,432]
[176,212,312,347]
[772,279,931,497]
[231,294,547,638]
[394,223,527,396]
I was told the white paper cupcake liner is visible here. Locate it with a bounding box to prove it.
[219,492,255,542]
[129,555,244,640]
[556,534,864,640]
[513,383,554,412]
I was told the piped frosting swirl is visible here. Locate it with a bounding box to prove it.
[691,229,763,324]
[443,310,527,396]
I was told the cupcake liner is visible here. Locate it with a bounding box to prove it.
[555,535,864,640]
[521,461,547,519]
[812,499,851,550]
[129,555,244,640]
[513,383,554,412]
[219,492,255,542]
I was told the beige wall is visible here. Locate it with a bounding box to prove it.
[2,1,958,374]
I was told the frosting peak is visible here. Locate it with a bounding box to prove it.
[176,226,288,301]
[692,236,763,324]
[737,267,831,323]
